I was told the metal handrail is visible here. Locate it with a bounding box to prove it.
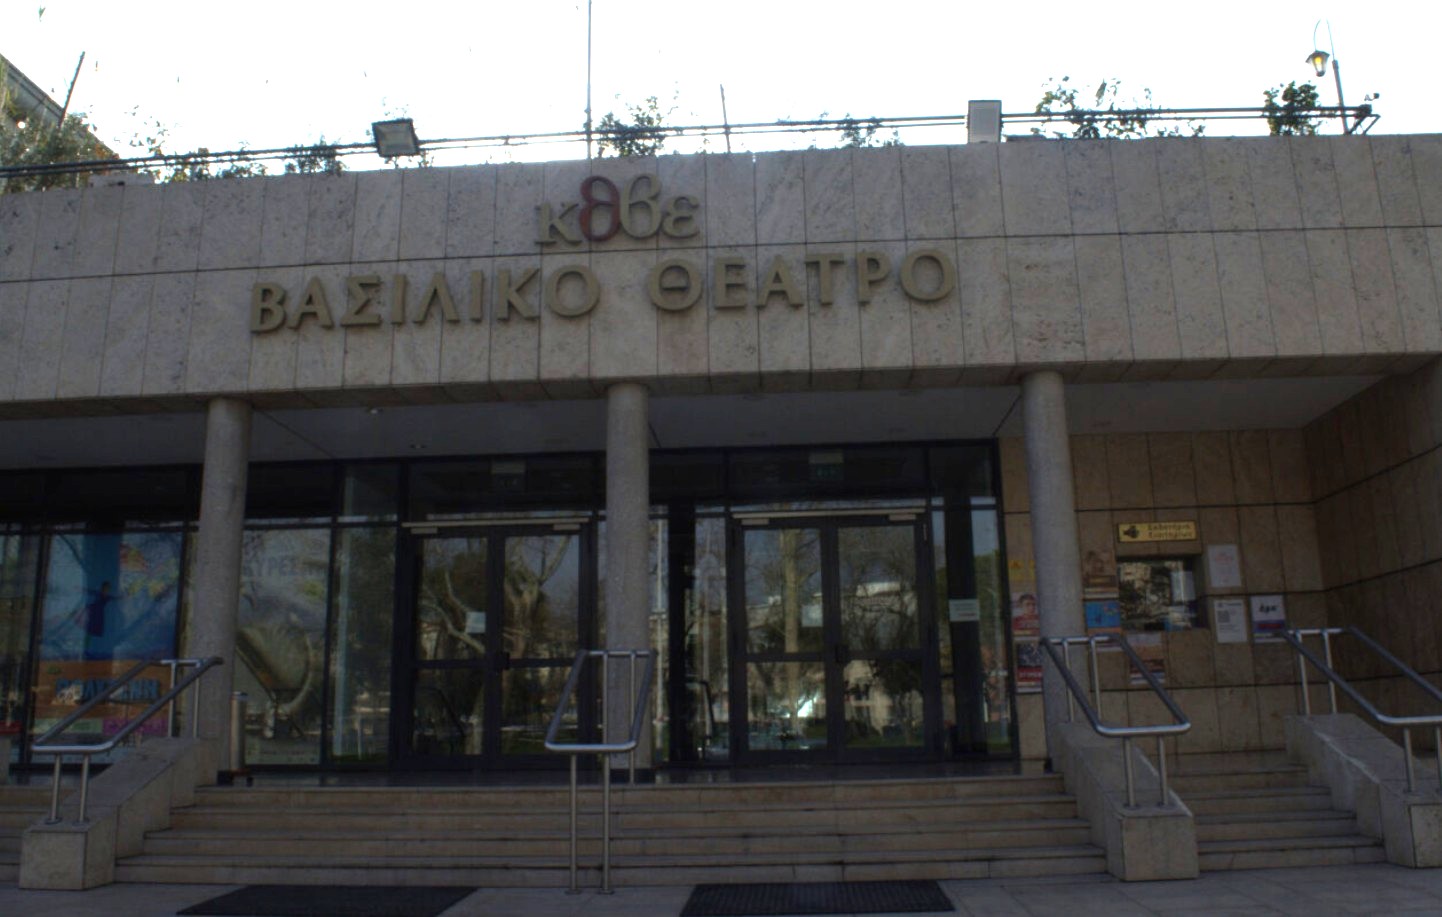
[32,656,224,823]
[1040,634,1191,808]
[1281,626,1442,793]
[544,648,656,895]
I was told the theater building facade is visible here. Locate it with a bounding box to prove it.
[1,132,1440,774]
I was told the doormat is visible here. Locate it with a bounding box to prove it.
[178,885,475,917]
[680,880,954,916]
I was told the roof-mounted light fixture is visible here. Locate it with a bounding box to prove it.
[372,118,421,158]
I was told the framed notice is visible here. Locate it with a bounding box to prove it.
[1206,544,1242,590]
[1212,597,1248,644]
[1014,641,1043,693]
[1250,594,1287,642]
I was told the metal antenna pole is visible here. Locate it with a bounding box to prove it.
[720,85,732,153]
[58,51,85,124]
[585,0,593,160]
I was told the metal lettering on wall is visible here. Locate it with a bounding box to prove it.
[249,173,959,334]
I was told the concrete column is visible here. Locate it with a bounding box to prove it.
[185,397,251,773]
[1021,370,1085,759]
[604,382,652,765]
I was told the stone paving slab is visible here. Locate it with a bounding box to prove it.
[2,865,1442,916]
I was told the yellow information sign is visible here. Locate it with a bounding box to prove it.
[1117,521,1198,543]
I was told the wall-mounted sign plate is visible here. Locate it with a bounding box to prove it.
[1117,521,1198,543]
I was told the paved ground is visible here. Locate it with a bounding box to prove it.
[3,864,1442,916]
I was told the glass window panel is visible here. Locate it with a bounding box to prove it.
[0,473,46,523]
[746,661,826,752]
[238,529,330,765]
[972,510,1013,751]
[47,468,194,524]
[684,517,728,762]
[843,658,923,749]
[340,464,399,522]
[928,445,996,498]
[0,535,41,759]
[416,538,488,662]
[647,519,667,760]
[328,528,395,764]
[502,534,579,660]
[743,529,822,655]
[31,532,183,758]
[245,465,335,522]
[838,525,919,652]
[412,668,484,756]
[500,666,570,755]
[1118,558,1201,631]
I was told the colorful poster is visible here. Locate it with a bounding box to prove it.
[1010,592,1039,638]
[1014,640,1043,693]
[1250,594,1287,642]
[1084,599,1122,638]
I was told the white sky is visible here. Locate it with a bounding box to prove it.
[5,1,1438,168]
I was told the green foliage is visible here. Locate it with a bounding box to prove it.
[1033,76,1203,139]
[1263,81,1322,136]
[595,96,668,158]
[283,137,346,175]
[837,114,900,149]
[1,59,114,193]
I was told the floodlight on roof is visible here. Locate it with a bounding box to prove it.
[372,118,421,158]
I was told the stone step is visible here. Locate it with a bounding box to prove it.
[140,818,1094,858]
[115,843,1108,887]
[1199,834,1386,871]
[1182,786,1335,815]
[1168,769,1312,792]
[1195,810,1363,843]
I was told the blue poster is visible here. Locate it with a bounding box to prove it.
[39,533,181,662]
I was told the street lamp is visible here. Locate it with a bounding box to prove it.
[1306,20,1352,134]
[372,118,421,158]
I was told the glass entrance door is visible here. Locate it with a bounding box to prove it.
[402,524,589,767]
[732,517,934,762]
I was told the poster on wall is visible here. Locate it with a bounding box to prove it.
[1010,593,1039,638]
[1084,599,1122,640]
[1250,594,1287,642]
[1014,641,1043,693]
[1206,544,1243,590]
[1212,597,1249,644]
[1128,633,1166,685]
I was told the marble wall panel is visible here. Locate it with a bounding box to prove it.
[1192,431,1236,506]
[1291,140,1344,229]
[303,174,357,266]
[1388,228,1442,353]
[489,255,543,390]
[15,280,68,400]
[1200,140,1257,232]
[587,156,659,254]
[438,258,492,387]
[1268,430,1312,504]
[540,160,593,261]
[1155,140,1212,232]
[1006,237,1083,363]
[56,277,111,399]
[399,169,450,261]
[73,185,124,277]
[851,147,903,243]
[30,189,82,280]
[99,274,153,397]
[1259,231,1322,357]
[198,178,263,271]
[445,166,498,259]
[1073,236,1131,363]
[258,175,308,266]
[807,243,864,378]
[590,249,658,381]
[705,246,760,391]
[658,154,706,251]
[1070,435,1109,511]
[1275,504,1324,593]
[656,253,709,382]
[141,273,195,396]
[1238,505,1284,592]
[340,261,397,389]
[1229,430,1275,505]
[1167,233,1227,361]
[1304,230,1364,356]
[1414,136,1442,225]
[803,148,857,244]
[754,245,810,388]
[899,147,954,240]
[1244,138,1304,231]
[350,171,403,262]
[1147,433,1196,508]
[492,163,543,257]
[1389,462,1424,569]
[1110,142,1165,234]
[1062,141,1118,235]
[247,266,302,393]
[1215,686,1262,751]
[390,260,448,387]
[0,193,40,281]
[755,153,805,246]
[1370,137,1423,227]
[704,154,756,248]
[949,145,1004,238]
[185,269,254,393]
[1105,434,1153,509]
[1120,234,1180,361]
[538,252,593,389]
[999,436,1028,514]
[956,238,1014,368]
[999,142,1069,236]
[1347,229,1405,353]
[1212,233,1275,359]
[856,242,914,379]
[1329,136,1384,226]
[154,182,206,274]
[291,264,347,391]
[0,283,26,399]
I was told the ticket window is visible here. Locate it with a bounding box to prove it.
[1116,557,1201,632]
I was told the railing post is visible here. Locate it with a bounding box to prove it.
[628,651,637,785]
[1405,728,1417,793]
[1122,736,1136,808]
[601,753,613,894]
[166,660,180,737]
[1322,630,1338,714]
[46,756,63,824]
[567,755,579,894]
[1298,637,1312,716]
[77,755,91,823]
[1156,735,1168,807]
[1062,642,1075,723]
[1090,638,1103,719]
[191,670,203,738]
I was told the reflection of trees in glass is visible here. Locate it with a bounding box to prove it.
[838,527,920,743]
[0,535,39,732]
[745,529,821,740]
[502,535,576,661]
[329,528,394,762]
[684,518,728,758]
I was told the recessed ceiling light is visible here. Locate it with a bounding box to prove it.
[409,443,426,451]
[366,407,382,416]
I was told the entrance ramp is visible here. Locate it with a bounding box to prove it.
[113,774,1106,887]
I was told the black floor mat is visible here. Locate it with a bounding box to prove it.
[177,885,474,917]
[680,880,955,916]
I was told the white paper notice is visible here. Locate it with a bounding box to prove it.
[1207,544,1242,589]
[1250,594,1287,642]
[1212,597,1248,644]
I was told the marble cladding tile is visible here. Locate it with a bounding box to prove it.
[1215,685,1262,750]
[15,280,67,400]
[705,246,760,386]
[438,259,492,386]
[198,178,263,271]
[538,253,593,385]
[1346,485,1380,579]
[1198,505,1241,578]
[99,274,153,396]
[656,257,709,380]
[1076,507,1114,569]
[1062,141,1118,235]
[903,245,963,374]
[1172,688,1221,753]
[339,261,397,388]
[754,245,810,383]
[1336,398,1368,485]
[56,277,111,399]
[1244,138,1304,231]
[247,266,303,392]
[1192,431,1236,505]
[1365,138,1421,226]
[73,185,124,277]
[1368,475,1402,575]
[390,260,448,386]
[1110,141,1165,234]
[1268,430,1312,503]
[850,147,903,242]
[1390,463,1424,569]
[1291,140,1344,229]
[492,163,543,257]
[141,273,195,396]
[1212,232,1275,359]
[755,152,805,246]
[1347,228,1405,353]
[957,238,1014,367]
[949,145,1004,238]
[999,436,1028,514]
[1007,237,1082,363]
[856,242,913,375]
[1259,231,1323,357]
[304,174,359,267]
[1200,140,1257,232]
[291,264,348,391]
[0,283,26,399]
[704,154,756,248]
[801,148,856,244]
[1069,435,1109,511]
[1073,236,1131,363]
[1155,140,1212,232]
[1167,233,1227,360]
[1147,433,1196,507]
[588,157,660,254]
[1166,631,1215,688]
[185,269,254,393]
[1275,504,1324,592]
[590,249,658,380]
[1120,234,1180,361]
[1238,505,1284,592]
[540,159,593,259]
[445,166,498,259]
[999,142,1069,236]
[350,171,403,262]
[1229,430,1275,504]
[1401,368,1435,458]
[399,169,450,261]
[153,182,207,274]
[899,147,954,239]
[1329,136,1384,226]
[808,244,863,372]
[1388,228,1442,353]
[30,189,82,279]
[657,154,705,251]
[0,193,40,281]
[1414,135,1442,225]
[487,256,542,386]
[1304,230,1364,356]
[258,175,309,266]
[1105,434,1153,509]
